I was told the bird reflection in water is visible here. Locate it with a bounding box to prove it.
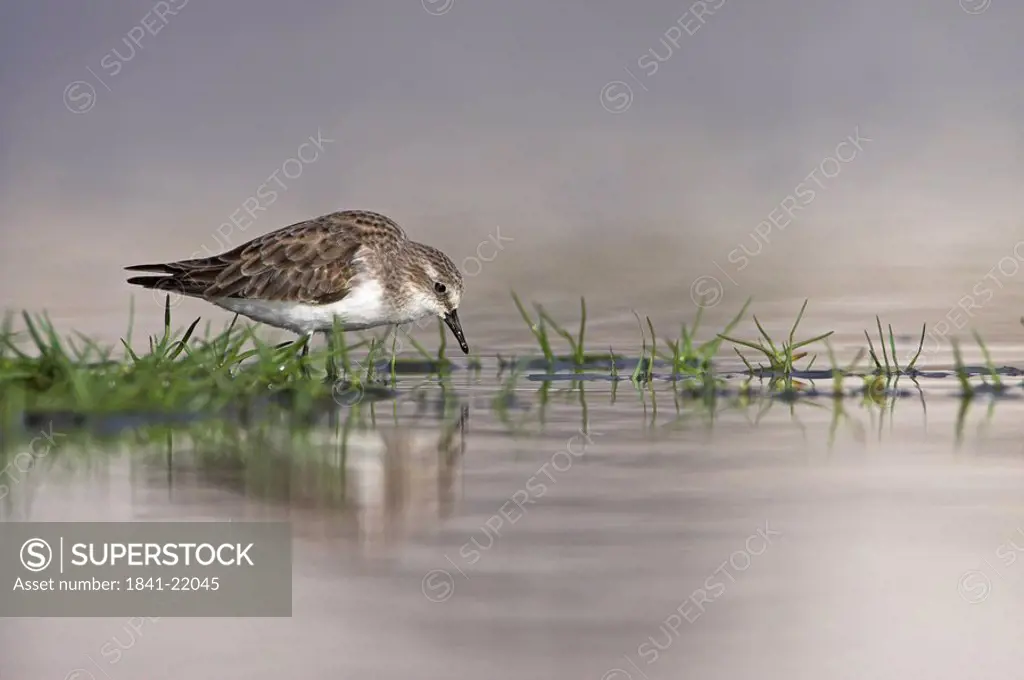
[132,403,469,554]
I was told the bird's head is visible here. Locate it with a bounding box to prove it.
[404,243,468,354]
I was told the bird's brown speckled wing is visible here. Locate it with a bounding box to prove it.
[125,211,405,304]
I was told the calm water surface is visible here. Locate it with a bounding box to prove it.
[4,370,1024,679]
[5,229,1024,679]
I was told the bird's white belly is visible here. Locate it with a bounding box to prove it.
[212,279,397,334]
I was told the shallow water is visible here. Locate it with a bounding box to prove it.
[9,179,1024,677]
[4,371,1024,679]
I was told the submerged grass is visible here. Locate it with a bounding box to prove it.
[972,329,1003,390]
[2,290,1022,417]
[628,312,654,385]
[864,316,926,376]
[537,296,588,366]
[1,297,340,414]
[825,338,866,396]
[1,376,1005,495]
[655,297,751,376]
[511,291,555,364]
[511,293,611,367]
[718,299,833,379]
[943,329,1015,398]
[950,338,974,398]
[510,290,753,378]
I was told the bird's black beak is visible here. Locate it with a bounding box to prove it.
[443,309,469,354]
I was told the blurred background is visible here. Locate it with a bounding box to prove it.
[2,0,1024,353]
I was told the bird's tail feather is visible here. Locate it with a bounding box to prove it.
[125,274,206,297]
[124,263,179,273]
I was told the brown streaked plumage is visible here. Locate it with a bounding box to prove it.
[126,211,404,303]
[125,210,469,357]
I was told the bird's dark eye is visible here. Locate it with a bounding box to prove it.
[434,282,447,294]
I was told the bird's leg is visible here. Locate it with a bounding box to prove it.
[324,329,339,382]
[387,324,399,378]
[299,331,314,379]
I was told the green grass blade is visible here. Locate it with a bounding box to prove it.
[824,337,838,371]
[535,316,553,363]
[875,316,890,375]
[577,297,587,363]
[788,299,809,345]
[20,312,48,356]
[163,295,172,343]
[126,295,136,349]
[167,317,201,361]
[390,331,399,384]
[734,347,755,374]
[645,317,657,380]
[972,329,1001,388]
[510,291,552,361]
[950,338,973,397]
[120,338,141,363]
[863,329,881,371]
[697,297,751,357]
[437,317,448,363]
[845,347,866,373]
[219,315,241,365]
[791,331,834,351]
[718,334,773,360]
[691,300,705,342]
[630,311,646,383]
[752,315,778,356]
[906,323,926,371]
[887,324,900,374]
[537,305,579,360]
